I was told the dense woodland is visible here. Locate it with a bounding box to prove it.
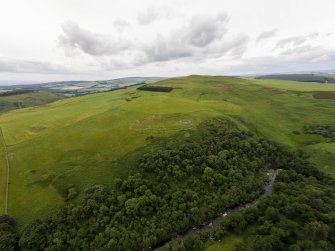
[137,85,173,92]
[160,165,335,250]
[0,90,34,97]
[0,215,18,250]
[1,118,334,250]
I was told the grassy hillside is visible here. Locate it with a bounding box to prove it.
[0,91,62,114]
[0,75,334,226]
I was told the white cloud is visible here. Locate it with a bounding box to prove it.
[186,13,229,47]
[0,57,74,74]
[137,6,174,25]
[58,13,247,66]
[113,19,130,32]
[58,21,130,56]
[0,0,334,82]
[256,29,278,43]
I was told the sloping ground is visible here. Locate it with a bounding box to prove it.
[0,77,241,225]
[303,143,335,176]
[0,75,334,226]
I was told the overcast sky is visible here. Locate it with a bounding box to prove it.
[0,0,335,84]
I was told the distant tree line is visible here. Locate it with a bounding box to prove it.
[0,90,35,97]
[137,85,173,92]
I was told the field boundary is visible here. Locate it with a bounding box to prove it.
[0,127,10,214]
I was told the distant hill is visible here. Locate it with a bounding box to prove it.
[0,77,165,96]
[0,77,164,114]
[256,74,335,83]
[0,91,62,114]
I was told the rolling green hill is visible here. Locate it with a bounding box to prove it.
[0,75,334,230]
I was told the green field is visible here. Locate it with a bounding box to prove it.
[0,75,334,227]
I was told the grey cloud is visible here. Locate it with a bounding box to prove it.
[144,13,231,62]
[0,57,74,74]
[228,47,335,75]
[137,8,159,25]
[229,35,249,57]
[276,36,307,48]
[58,14,246,68]
[144,36,193,62]
[137,7,173,25]
[113,19,130,32]
[256,28,278,42]
[275,33,318,49]
[186,13,229,47]
[200,34,249,60]
[280,44,314,55]
[58,21,129,56]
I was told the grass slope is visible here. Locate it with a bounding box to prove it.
[0,75,334,227]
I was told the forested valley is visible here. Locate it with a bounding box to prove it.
[1,118,335,251]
